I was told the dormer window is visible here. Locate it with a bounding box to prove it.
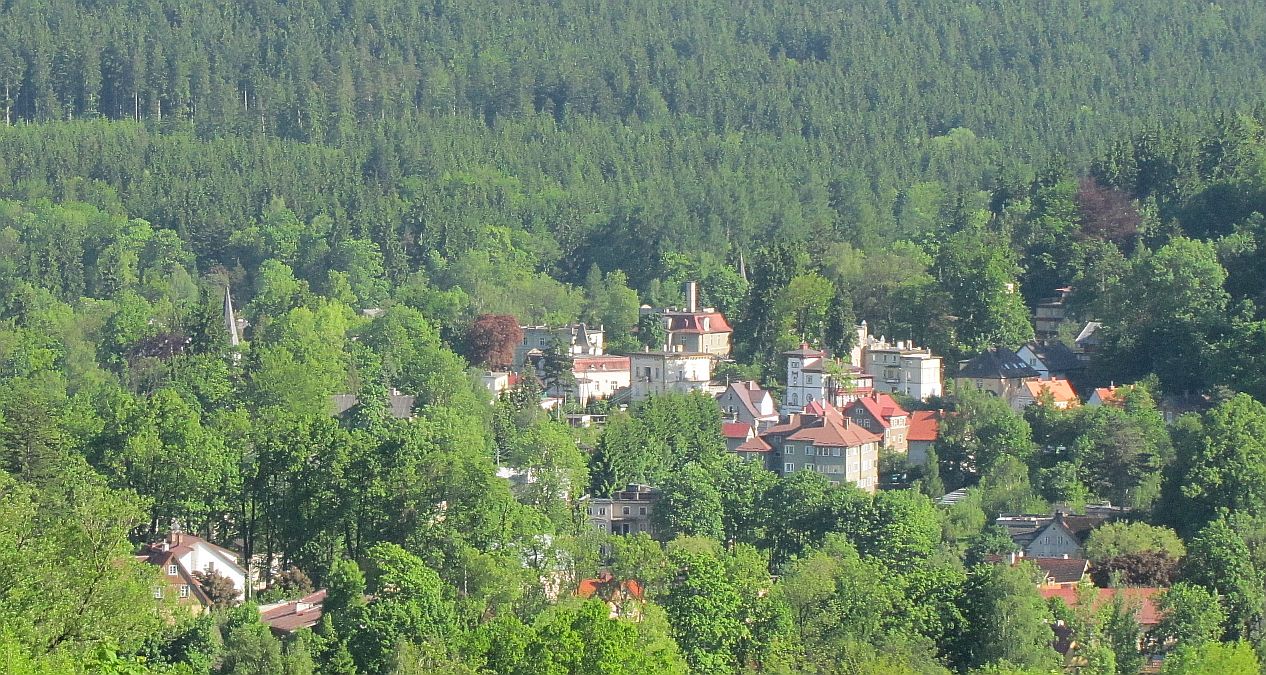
[167,564,178,576]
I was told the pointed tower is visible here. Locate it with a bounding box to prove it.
[224,285,241,347]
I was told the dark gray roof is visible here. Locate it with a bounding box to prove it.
[330,391,416,419]
[1022,341,1082,373]
[957,348,1041,380]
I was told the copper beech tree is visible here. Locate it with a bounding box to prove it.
[466,314,523,370]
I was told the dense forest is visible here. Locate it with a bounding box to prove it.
[5,0,1266,673]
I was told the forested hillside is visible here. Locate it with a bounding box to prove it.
[4,0,1266,673]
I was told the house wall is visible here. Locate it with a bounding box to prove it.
[907,439,933,469]
[864,349,943,400]
[178,544,247,597]
[1025,525,1084,558]
[629,353,712,401]
[771,439,878,493]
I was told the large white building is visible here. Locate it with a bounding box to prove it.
[628,349,713,401]
[851,322,943,400]
[781,345,874,415]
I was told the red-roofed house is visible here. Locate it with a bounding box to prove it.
[656,282,733,356]
[137,530,249,611]
[1016,378,1080,410]
[259,590,327,636]
[844,391,910,453]
[761,403,882,492]
[577,572,645,619]
[907,410,941,468]
[1041,587,1162,627]
[1088,385,1130,408]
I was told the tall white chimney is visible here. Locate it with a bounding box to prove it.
[685,281,698,313]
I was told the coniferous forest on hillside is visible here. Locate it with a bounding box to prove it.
[5,0,1266,673]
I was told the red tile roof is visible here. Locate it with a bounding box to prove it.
[1024,378,1079,406]
[1040,587,1163,626]
[573,356,631,373]
[735,435,773,452]
[786,417,882,448]
[847,392,909,429]
[665,312,732,334]
[722,422,752,439]
[577,574,645,602]
[259,590,327,634]
[908,410,941,442]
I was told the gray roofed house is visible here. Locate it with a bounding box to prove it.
[716,380,779,431]
[331,389,416,419]
[955,347,1042,410]
[1016,341,1083,380]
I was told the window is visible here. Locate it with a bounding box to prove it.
[179,585,190,598]
[539,338,546,347]
[639,507,647,516]
[790,393,798,405]
[599,508,606,516]
[805,446,813,456]
[167,564,178,576]
[622,506,631,515]
[152,586,164,599]
[784,463,795,473]
[832,447,841,457]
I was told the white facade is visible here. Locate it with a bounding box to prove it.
[629,351,713,401]
[853,323,943,400]
[514,324,604,368]
[782,348,828,414]
[570,356,631,403]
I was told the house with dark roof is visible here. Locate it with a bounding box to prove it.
[843,391,910,453]
[716,380,779,431]
[1016,341,1083,381]
[760,403,883,492]
[986,552,1090,588]
[955,348,1042,411]
[137,530,250,611]
[995,512,1108,559]
[259,590,327,635]
[906,409,941,468]
[331,389,416,419]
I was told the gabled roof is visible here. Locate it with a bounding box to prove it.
[908,410,941,442]
[1090,385,1128,407]
[775,411,882,448]
[664,311,732,334]
[722,422,753,440]
[259,590,327,634]
[1023,379,1079,406]
[957,348,1041,380]
[847,392,909,428]
[734,435,773,453]
[1075,322,1102,346]
[1041,587,1162,626]
[331,391,416,419]
[1019,341,1082,373]
[718,381,777,420]
[985,555,1089,584]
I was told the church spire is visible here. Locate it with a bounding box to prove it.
[224,285,240,347]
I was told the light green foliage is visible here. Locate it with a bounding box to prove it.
[940,384,1036,487]
[1084,522,1186,564]
[1160,641,1260,674]
[1180,520,1263,640]
[860,489,942,571]
[591,393,726,490]
[0,467,165,663]
[1154,583,1228,651]
[956,564,1060,672]
[775,272,833,346]
[934,227,1034,353]
[652,461,725,540]
[1168,394,1266,529]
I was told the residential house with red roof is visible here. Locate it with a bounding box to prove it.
[1016,378,1080,410]
[906,409,941,468]
[577,572,645,620]
[259,590,327,636]
[722,421,775,462]
[654,282,733,357]
[716,380,779,431]
[843,391,910,453]
[137,530,249,611]
[760,403,882,492]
